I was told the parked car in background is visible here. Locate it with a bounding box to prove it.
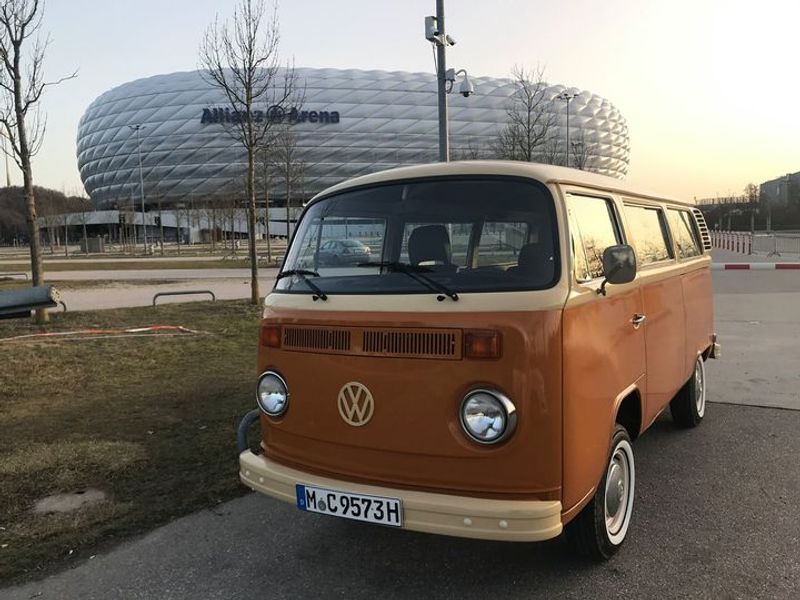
[317,239,371,265]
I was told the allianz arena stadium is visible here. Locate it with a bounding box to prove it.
[76,68,630,208]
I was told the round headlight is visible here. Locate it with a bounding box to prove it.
[459,390,517,445]
[257,371,289,417]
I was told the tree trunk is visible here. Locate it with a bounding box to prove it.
[82,216,89,254]
[264,192,272,263]
[211,208,217,252]
[21,155,47,322]
[63,220,68,257]
[158,198,164,255]
[285,172,291,241]
[246,146,260,304]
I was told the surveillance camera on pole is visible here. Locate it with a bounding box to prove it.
[458,74,474,97]
[424,1,471,162]
[424,16,438,41]
[445,68,474,98]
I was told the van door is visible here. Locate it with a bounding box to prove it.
[561,193,646,515]
[622,203,686,426]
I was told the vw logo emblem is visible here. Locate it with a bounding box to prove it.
[337,382,374,427]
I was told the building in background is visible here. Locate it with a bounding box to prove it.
[759,172,800,208]
[76,68,631,209]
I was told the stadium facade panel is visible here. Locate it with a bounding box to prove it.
[77,68,630,207]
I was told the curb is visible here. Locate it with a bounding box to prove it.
[712,263,800,270]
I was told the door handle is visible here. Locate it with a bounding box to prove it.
[631,314,647,328]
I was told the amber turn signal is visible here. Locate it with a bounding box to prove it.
[260,324,282,348]
[464,329,502,359]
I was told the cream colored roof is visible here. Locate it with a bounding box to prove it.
[312,160,693,207]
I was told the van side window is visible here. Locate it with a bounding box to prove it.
[623,205,673,266]
[667,209,702,259]
[567,194,621,281]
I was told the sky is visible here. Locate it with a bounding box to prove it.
[17,0,800,200]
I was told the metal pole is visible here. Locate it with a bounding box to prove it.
[565,99,570,167]
[1,131,10,186]
[557,92,577,168]
[132,125,148,254]
[436,0,449,162]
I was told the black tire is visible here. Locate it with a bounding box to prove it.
[670,355,706,428]
[566,425,635,560]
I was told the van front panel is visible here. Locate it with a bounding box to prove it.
[258,307,563,499]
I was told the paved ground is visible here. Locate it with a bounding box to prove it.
[53,273,279,311]
[2,404,798,600]
[706,271,800,410]
[2,270,799,599]
[33,268,279,311]
[711,248,800,262]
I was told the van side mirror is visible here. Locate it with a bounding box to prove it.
[598,244,636,296]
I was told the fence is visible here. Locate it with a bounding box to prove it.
[710,231,800,256]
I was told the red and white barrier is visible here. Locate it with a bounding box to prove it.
[711,263,800,270]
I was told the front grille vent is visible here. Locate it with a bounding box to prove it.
[279,325,462,360]
[362,329,459,359]
[283,326,351,352]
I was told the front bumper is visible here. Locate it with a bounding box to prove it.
[239,450,563,542]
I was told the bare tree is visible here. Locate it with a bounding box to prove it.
[744,183,759,204]
[72,197,92,253]
[254,144,274,261]
[453,137,487,160]
[60,210,70,256]
[200,199,219,252]
[216,193,240,256]
[199,0,295,304]
[148,174,165,253]
[569,129,599,172]
[0,0,76,322]
[173,203,189,254]
[269,122,304,241]
[540,135,564,167]
[493,65,556,162]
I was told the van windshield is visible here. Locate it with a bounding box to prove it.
[275,177,559,296]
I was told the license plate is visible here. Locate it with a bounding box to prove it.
[295,484,403,527]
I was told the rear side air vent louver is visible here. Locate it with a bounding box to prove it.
[692,208,713,252]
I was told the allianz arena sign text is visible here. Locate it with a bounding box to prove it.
[200,106,340,125]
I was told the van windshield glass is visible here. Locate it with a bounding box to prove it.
[276,178,559,296]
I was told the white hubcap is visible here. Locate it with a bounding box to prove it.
[695,358,706,418]
[604,439,635,545]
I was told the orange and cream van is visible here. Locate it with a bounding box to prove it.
[237,161,719,559]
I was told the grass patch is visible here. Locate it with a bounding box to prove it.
[39,259,255,271]
[1,256,284,272]
[0,301,262,584]
[1,279,183,292]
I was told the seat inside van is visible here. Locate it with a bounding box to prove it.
[508,243,555,284]
[408,225,457,272]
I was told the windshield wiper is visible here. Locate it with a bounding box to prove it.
[357,261,459,301]
[276,269,328,301]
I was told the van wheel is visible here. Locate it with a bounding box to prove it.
[670,356,706,428]
[566,425,635,560]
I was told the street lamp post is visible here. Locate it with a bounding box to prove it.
[556,91,578,168]
[129,124,148,254]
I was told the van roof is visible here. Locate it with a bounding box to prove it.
[311,160,694,207]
